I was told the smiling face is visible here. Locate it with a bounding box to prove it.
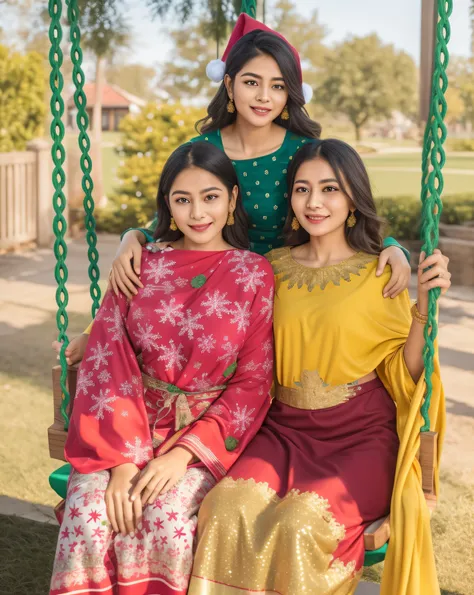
[168,166,238,250]
[291,157,354,239]
[225,53,289,127]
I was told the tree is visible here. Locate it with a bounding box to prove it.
[447,56,474,126]
[97,102,204,232]
[159,0,328,103]
[315,35,417,140]
[0,44,46,151]
[77,0,130,200]
[107,63,158,101]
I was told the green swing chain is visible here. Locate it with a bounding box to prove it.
[66,0,101,318]
[49,0,70,427]
[419,0,452,432]
[49,0,102,428]
[240,0,257,18]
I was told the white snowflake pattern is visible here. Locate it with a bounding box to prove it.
[230,403,256,436]
[89,389,118,420]
[242,360,261,372]
[76,369,95,397]
[132,307,144,321]
[230,301,251,333]
[228,251,259,273]
[262,358,273,374]
[235,265,267,293]
[97,369,112,384]
[200,290,232,318]
[155,297,184,325]
[262,338,273,355]
[217,339,239,362]
[103,305,124,341]
[190,373,216,392]
[132,375,140,385]
[143,258,175,284]
[260,287,274,323]
[197,334,216,354]
[175,277,188,287]
[157,340,187,371]
[177,309,204,340]
[133,322,161,352]
[142,281,174,297]
[122,437,152,465]
[86,342,113,370]
[208,403,225,415]
[121,410,129,417]
[120,381,133,396]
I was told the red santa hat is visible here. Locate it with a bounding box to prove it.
[206,13,313,104]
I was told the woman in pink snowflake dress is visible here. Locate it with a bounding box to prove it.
[49,141,274,595]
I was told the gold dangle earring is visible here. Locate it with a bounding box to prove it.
[227,98,235,113]
[347,211,356,228]
[169,217,178,231]
[227,211,235,226]
[291,216,300,231]
[281,106,289,120]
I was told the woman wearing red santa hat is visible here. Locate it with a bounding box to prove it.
[58,14,411,367]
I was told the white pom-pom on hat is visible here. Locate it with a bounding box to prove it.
[302,82,313,104]
[206,59,226,83]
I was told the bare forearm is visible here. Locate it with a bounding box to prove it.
[403,300,428,382]
[124,229,147,245]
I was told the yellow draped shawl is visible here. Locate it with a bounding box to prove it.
[269,247,445,595]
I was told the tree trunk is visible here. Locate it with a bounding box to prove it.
[92,54,106,200]
[355,124,361,142]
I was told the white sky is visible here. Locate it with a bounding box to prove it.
[123,0,471,69]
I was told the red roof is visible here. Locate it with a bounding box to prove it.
[67,83,144,108]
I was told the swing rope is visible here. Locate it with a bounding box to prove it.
[48,0,450,437]
[419,0,452,432]
[49,0,101,429]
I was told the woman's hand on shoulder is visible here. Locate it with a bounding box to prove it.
[377,245,411,298]
[417,249,451,311]
[109,230,145,299]
[106,462,142,536]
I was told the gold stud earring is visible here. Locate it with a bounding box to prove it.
[281,106,289,120]
[291,216,300,231]
[347,211,356,228]
[226,212,235,226]
[169,217,178,231]
[227,98,235,113]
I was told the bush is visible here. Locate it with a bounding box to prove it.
[0,44,46,151]
[376,193,474,240]
[95,102,204,233]
[446,138,474,152]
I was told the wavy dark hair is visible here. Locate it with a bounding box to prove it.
[196,30,321,139]
[153,142,249,249]
[283,139,384,255]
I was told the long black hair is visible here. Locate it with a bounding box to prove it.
[283,139,384,255]
[153,141,249,250]
[196,30,321,139]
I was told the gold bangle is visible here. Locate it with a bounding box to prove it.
[411,303,429,325]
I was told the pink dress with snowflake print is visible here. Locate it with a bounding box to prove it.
[50,245,274,595]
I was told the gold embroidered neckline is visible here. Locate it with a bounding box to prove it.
[270,247,376,291]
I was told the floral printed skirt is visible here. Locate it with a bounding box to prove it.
[50,467,215,595]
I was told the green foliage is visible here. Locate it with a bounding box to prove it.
[316,35,417,140]
[0,44,46,152]
[446,138,474,151]
[95,102,204,233]
[77,0,129,58]
[107,63,158,101]
[376,194,474,240]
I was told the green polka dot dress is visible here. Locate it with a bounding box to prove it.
[191,129,313,255]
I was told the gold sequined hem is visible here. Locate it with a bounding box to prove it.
[192,477,360,594]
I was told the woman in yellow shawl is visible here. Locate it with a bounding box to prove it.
[188,139,448,595]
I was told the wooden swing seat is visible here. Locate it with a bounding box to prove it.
[48,365,438,568]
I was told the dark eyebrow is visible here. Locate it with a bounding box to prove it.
[319,178,339,184]
[171,187,222,197]
[200,186,222,193]
[294,179,310,184]
[240,72,285,81]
